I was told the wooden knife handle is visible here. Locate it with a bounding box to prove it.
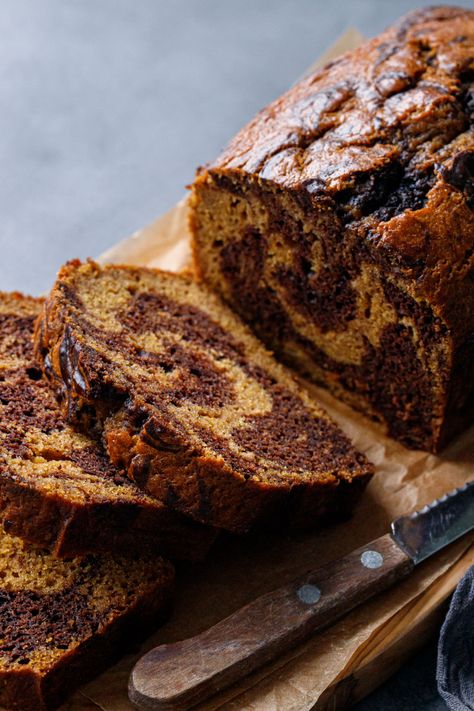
[129,533,413,711]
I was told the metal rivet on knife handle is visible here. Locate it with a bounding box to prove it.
[297,584,321,604]
[361,550,384,569]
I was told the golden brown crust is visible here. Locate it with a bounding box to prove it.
[0,290,215,560]
[202,6,474,299]
[190,7,474,451]
[36,260,373,533]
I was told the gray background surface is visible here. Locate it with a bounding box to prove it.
[0,1,472,708]
[1,0,473,296]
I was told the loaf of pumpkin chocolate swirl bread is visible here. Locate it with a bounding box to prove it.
[35,260,373,534]
[190,6,474,452]
[0,291,215,560]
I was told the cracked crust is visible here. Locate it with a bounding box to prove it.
[190,6,474,451]
[0,291,215,560]
[35,261,373,534]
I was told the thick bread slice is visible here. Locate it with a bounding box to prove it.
[36,260,374,533]
[0,528,173,711]
[0,291,215,559]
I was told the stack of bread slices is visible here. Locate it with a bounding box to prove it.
[0,261,373,710]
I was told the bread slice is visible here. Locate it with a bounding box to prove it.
[189,6,474,452]
[0,527,174,711]
[36,260,373,534]
[0,291,215,560]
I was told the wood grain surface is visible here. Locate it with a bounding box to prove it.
[130,535,413,710]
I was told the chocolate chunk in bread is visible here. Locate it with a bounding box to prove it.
[190,6,474,452]
[36,260,373,534]
[0,527,174,711]
[0,291,215,560]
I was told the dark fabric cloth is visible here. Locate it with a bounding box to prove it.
[437,565,474,710]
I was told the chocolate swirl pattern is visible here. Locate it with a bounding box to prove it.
[36,261,373,533]
[0,528,173,711]
[190,6,474,452]
[0,292,214,560]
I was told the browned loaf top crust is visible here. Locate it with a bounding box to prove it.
[190,6,474,452]
[35,260,373,534]
[0,291,214,560]
[0,528,174,711]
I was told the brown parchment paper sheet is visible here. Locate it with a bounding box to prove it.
[54,29,474,711]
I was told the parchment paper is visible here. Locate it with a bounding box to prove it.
[55,29,474,710]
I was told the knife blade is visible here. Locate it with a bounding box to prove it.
[129,481,474,711]
[392,480,474,564]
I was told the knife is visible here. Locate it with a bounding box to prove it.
[129,481,474,711]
